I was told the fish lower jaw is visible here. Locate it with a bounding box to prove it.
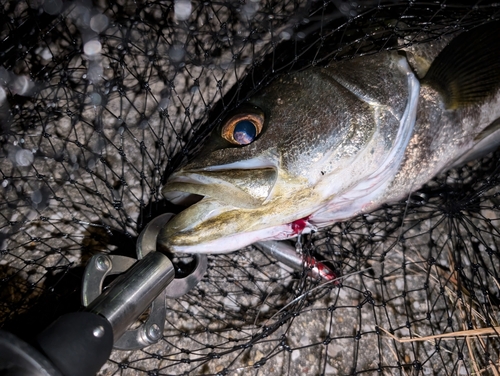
[162,186,318,253]
[165,218,316,254]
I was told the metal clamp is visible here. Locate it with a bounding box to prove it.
[82,253,168,350]
[81,213,208,350]
[136,213,208,299]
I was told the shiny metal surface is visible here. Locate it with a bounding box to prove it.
[82,255,136,307]
[165,254,208,298]
[113,286,167,350]
[82,254,171,350]
[137,213,208,298]
[85,251,174,343]
[136,213,176,256]
[256,241,304,270]
[256,241,337,281]
[81,212,208,350]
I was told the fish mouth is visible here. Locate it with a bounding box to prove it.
[159,155,320,253]
[160,158,280,249]
[163,154,280,209]
[163,167,278,209]
[160,183,316,254]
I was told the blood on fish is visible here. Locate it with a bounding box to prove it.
[291,216,310,234]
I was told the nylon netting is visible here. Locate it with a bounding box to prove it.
[1,0,499,375]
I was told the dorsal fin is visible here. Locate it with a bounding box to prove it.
[422,21,500,109]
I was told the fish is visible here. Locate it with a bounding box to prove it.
[159,21,500,254]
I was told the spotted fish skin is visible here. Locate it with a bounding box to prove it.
[160,22,500,254]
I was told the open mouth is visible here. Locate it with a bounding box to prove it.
[159,166,281,249]
[163,184,204,207]
[159,167,320,253]
[162,167,278,210]
[164,190,204,207]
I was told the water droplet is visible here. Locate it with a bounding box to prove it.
[89,92,102,106]
[36,47,53,60]
[12,75,34,96]
[280,30,292,40]
[15,149,34,166]
[90,14,109,33]
[158,97,170,111]
[169,45,185,63]
[87,158,96,170]
[241,1,259,18]
[31,189,42,204]
[86,61,103,83]
[84,40,102,56]
[174,0,192,21]
[139,119,149,129]
[43,0,62,15]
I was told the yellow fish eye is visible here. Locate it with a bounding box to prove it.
[221,111,264,145]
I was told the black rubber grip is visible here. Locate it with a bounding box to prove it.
[36,312,113,376]
[0,329,62,376]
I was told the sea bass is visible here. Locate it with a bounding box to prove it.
[160,22,500,254]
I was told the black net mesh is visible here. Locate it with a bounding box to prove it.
[1,0,500,374]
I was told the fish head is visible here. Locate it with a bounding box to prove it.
[160,53,413,253]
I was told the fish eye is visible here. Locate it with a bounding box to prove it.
[221,110,264,146]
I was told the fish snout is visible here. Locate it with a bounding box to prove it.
[162,168,277,209]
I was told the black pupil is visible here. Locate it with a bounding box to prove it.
[233,120,257,145]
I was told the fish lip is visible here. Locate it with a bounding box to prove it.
[161,154,282,245]
[161,205,319,254]
[181,153,280,172]
[163,168,278,209]
[163,154,280,208]
[162,174,206,206]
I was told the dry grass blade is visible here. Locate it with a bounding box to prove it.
[378,325,500,342]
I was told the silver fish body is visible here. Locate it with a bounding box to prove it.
[160,22,500,254]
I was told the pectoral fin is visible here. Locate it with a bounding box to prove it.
[423,21,500,109]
